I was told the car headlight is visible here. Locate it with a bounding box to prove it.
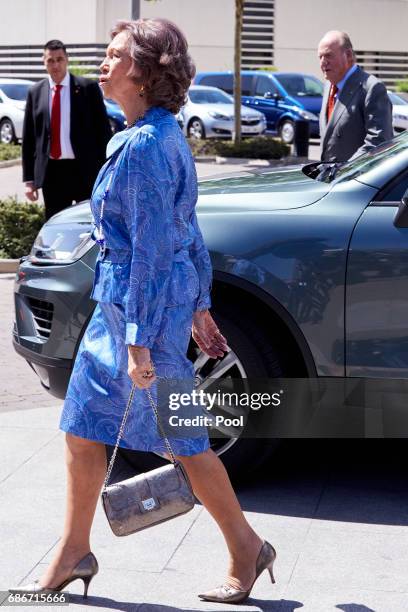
[294,108,319,121]
[208,111,231,121]
[28,221,94,265]
[394,114,407,121]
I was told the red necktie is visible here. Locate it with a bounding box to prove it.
[50,84,62,159]
[327,84,338,122]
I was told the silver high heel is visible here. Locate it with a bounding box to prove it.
[9,552,98,599]
[198,540,276,604]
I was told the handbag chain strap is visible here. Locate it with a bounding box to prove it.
[103,382,177,491]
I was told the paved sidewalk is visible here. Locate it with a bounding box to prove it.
[1,402,408,611]
[1,276,408,610]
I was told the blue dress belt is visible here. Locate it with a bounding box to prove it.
[99,248,189,263]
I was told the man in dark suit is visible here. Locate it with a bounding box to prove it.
[318,31,393,162]
[22,39,111,219]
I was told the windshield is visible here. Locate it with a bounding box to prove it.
[0,83,30,101]
[274,74,323,97]
[388,92,408,106]
[189,89,233,104]
[303,132,408,183]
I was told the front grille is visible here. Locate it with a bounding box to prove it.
[241,118,261,126]
[27,297,54,340]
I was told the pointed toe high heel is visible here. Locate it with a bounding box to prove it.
[198,540,276,604]
[9,552,99,599]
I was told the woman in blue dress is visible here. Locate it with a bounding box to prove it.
[13,18,276,604]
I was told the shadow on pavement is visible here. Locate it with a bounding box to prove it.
[69,593,304,611]
[236,439,408,527]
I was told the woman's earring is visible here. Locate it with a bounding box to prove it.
[139,85,145,98]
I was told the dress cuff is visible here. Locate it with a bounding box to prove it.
[196,294,211,311]
[125,322,155,348]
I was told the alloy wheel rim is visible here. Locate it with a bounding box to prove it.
[281,122,294,143]
[191,346,248,457]
[189,120,203,139]
[0,123,13,144]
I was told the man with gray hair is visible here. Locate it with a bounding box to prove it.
[318,30,393,162]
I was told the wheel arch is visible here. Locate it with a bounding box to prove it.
[212,271,317,378]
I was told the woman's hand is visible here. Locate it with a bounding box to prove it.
[128,345,156,389]
[192,310,228,358]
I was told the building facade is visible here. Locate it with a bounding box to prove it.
[1,0,407,89]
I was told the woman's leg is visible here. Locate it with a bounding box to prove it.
[176,448,264,591]
[39,433,107,588]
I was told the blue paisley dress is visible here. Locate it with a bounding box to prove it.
[59,106,212,456]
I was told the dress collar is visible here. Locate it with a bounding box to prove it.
[106,106,171,158]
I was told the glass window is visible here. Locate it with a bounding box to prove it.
[302,132,408,184]
[198,74,253,96]
[0,84,31,101]
[381,173,408,202]
[199,75,234,94]
[388,92,408,106]
[274,74,323,97]
[189,88,233,104]
[255,76,278,97]
[241,75,253,96]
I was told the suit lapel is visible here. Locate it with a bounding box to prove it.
[40,79,50,132]
[320,82,330,134]
[69,73,81,132]
[323,67,362,148]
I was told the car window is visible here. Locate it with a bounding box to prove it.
[199,75,233,94]
[0,95,3,104]
[388,92,408,106]
[303,132,408,184]
[274,74,323,97]
[197,74,253,96]
[189,89,233,104]
[255,76,278,97]
[0,84,30,100]
[380,173,408,202]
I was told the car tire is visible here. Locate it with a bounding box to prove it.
[279,119,295,145]
[111,304,284,482]
[0,118,16,144]
[188,118,206,140]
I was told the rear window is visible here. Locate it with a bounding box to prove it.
[198,74,253,96]
[0,83,31,101]
[189,88,233,104]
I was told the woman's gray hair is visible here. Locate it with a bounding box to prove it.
[111,18,195,114]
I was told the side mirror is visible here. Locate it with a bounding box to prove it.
[393,190,408,228]
[264,91,282,101]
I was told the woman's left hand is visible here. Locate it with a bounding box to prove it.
[128,345,156,389]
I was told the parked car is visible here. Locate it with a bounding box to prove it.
[182,85,266,139]
[12,132,408,478]
[0,78,34,144]
[103,97,126,133]
[194,71,322,143]
[104,97,184,133]
[388,91,408,133]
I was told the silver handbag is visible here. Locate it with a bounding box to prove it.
[101,383,195,537]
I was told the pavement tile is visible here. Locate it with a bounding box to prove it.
[290,527,408,592]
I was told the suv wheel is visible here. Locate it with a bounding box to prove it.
[0,118,16,144]
[279,119,295,144]
[113,304,285,482]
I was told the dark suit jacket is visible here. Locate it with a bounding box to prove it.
[320,66,393,162]
[22,73,111,188]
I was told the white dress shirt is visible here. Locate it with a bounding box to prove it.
[48,72,75,159]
